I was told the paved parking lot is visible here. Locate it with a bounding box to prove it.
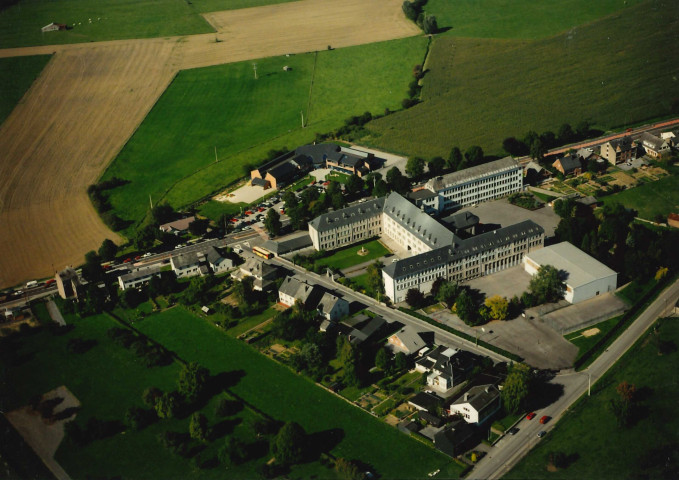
[456,197,561,239]
[465,265,532,299]
[539,293,629,335]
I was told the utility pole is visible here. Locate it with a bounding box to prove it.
[149,194,153,210]
[301,110,305,128]
[253,63,258,79]
[214,146,218,164]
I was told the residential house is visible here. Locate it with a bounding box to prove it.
[316,292,349,322]
[407,391,443,412]
[638,132,670,158]
[171,252,203,278]
[599,136,637,165]
[278,275,323,308]
[232,257,278,291]
[118,265,161,291]
[347,315,386,345]
[449,384,501,425]
[415,346,476,393]
[552,152,582,176]
[204,246,234,274]
[433,418,477,457]
[159,216,195,235]
[56,267,81,300]
[387,325,434,356]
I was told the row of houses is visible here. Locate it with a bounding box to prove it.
[250,143,376,190]
[309,191,545,303]
[278,274,350,322]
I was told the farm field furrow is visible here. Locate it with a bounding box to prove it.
[0,0,420,288]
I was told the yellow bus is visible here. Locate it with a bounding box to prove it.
[252,246,274,259]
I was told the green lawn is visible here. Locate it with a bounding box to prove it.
[0,0,214,49]
[198,200,246,222]
[363,1,678,158]
[101,37,427,233]
[601,174,679,221]
[190,0,296,13]
[425,0,644,39]
[616,278,659,305]
[506,317,679,479]
[0,55,51,126]
[224,305,278,338]
[317,239,391,270]
[135,307,461,479]
[565,315,622,363]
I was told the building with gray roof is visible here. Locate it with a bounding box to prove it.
[524,241,617,304]
[278,275,324,308]
[308,197,385,250]
[316,292,349,322]
[449,384,501,425]
[599,135,637,165]
[638,132,670,158]
[422,156,522,212]
[118,265,161,291]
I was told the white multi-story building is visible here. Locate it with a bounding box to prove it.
[419,156,523,213]
[308,191,544,304]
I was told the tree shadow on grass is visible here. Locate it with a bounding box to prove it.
[303,428,345,463]
[528,381,565,411]
[210,418,242,441]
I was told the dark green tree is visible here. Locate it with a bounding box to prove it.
[98,239,118,262]
[455,289,478,325]
[177,362,210,403]
[557,123,575,144]
[375,348,390,371]
[465,146,484,167]
[428,156,446,176]
[502,137,528,157]
[394,352,408,372]
[188,218,210,236]
[151,204,175,226]
[345,174,365,195]
[421,14,438,34]
[448,146,463,170]
[406,157,426,179]
[366,260,385,298]
[154,391,181,419]
[135,224,158,250]
[501,363,532,414]
[406,288,425,309]
[264,209,282,237]
[436,280,460,306]
[530,137,547,162]
[529,265,565,304]
[82,250,104,283]
[189,412,210,442]
[271,421,306,465]
[386,166,403,187]
[219,437,248,466]
[372,179,389,198]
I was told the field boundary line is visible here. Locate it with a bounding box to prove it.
[305,50,318,127]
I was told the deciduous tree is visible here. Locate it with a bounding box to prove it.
[406,156,426,180]
[264,209,282,237]
[501,363,532,414]
[406,288,425,309]
[529,265,565,304]
[271,421,306,465]
[98,239,118,262]
[484,295,509,320]
[177,362,209,403]
[189,412,210,442]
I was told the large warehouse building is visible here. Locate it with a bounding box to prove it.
[523,242,617,304]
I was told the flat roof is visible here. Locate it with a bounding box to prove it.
[525,242,617,288]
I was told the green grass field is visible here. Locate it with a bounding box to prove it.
[565,315,622,363]
[317,239,391,270]
[507,317,679,479]
[135,307,461,479]
[101,37,427,233]
[190,0,295,13]
[0,55,51,125]
[425,0,644,39]
[601,174,679,221]
[363,1,678,158]
[0,0,215,49]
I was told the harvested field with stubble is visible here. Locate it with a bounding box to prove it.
[0,0,420,288]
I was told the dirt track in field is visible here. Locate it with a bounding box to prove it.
[0,0,419,288]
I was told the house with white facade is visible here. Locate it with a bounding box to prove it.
[205,246,234,274]
[278,275,324,308]
[118,266,161,291]
[415,346,477,393]
[524,242,617,304]
[449,384,501,425]
[316,292,350,321]
[171,252,203,278]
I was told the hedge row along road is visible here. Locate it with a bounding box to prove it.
[0,0,420,289]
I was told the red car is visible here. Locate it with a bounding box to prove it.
[257,207,265,212]
[526,412,536,420]
[135,255,141,261]
[540,415,550,424]
[280,209,285,214]
[123,258,132,263]
[45,279,56,286]
[245,210,253,215]
[230,218,238,223]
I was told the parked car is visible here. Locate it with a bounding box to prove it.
[134,255,141,261]
[537,431,546,438]
[539,416,550,424]
[123,258,132,263]
[45,279,56,287]
[526,412,536,420]
[508,427,519,435]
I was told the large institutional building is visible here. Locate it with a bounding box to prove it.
[411,157,523,213]
[309,192,544,303]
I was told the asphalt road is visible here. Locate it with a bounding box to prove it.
[270,255,511,364]
[469,277,679,480]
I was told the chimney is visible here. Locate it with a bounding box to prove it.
[464,393,469,401]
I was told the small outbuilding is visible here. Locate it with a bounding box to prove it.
[41,23,68,33]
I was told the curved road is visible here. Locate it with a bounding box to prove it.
[469,277,679,480]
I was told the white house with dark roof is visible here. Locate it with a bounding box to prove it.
[204,246,234,274]
[449,384,501,425]
[278,275,324,308]
[638,132,670,158]
[524,242,617,304]
[231,258,278,291]
[316,292,349,321]
[119,265,161,290]
[387,325,434,356]
[171,252,203,278]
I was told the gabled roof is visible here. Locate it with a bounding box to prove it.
[172,252,201,269]
[317,292,346,315]
[607,135,635,152]
[348,315,386,345]
[525,241,617,288]
[390,325,434,354]
[382,192,457,249]
[294,143,343,166]
[553,153,581,172]
[159,216,195,232]
[639,132,668,151]
[452,384,500,412]
[383,220,544,278]
[426,156,519,192]
[279,275,324,307]
[120,265,160,282]
[266,161,299,181]
[408,391,442,411]
[433,418,476,457]
[240,258,277,278]
[308,197,385,232]
[440,211,479,231]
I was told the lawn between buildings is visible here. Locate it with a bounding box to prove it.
[363,1,678,158]
[135,307,462,479]
[0,55,52,126]
[506,317,679,480]
[101,36,427,235]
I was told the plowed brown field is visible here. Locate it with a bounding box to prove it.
[0,0,419,288]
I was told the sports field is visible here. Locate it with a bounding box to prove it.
[0,0,420,288]
[363,0,678,158]
[103,36,427,232]
[425,0,644,39]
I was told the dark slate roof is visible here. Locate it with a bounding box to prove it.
[172,252,201,269]
[418,411,444,427]
[608,135,635,151]
[553,153,582,173]
[426,156,519,191]
[317,292,346,315]
[433,419,476,457]
[397,419,422,434]
[453,384,500,411]
[383,220,544,278]
[262,233,313,255]
[267,161,299,181]
[120,265,160,282]
[295,143,342,166]
[251,177,268,186]
[408,189,438,201]
[383,192,457,249]
[308,197,385,233]
[348,316,386,345]
[440,211,479,231]
[408,391,443,411]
